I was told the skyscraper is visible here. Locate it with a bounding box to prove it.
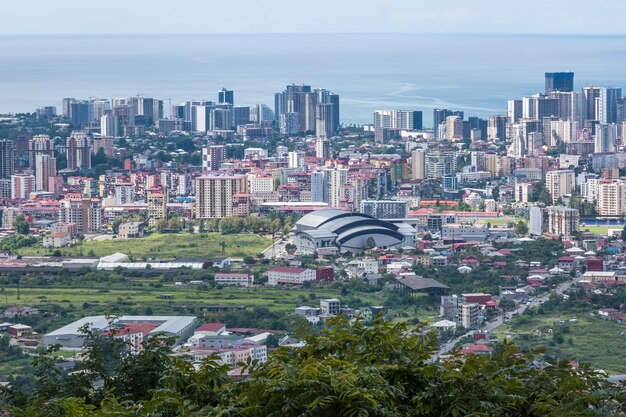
[100,113,119,137]
[597,87,622,124]
[582,86,601,123]
[0,140,15,180]
[487,115,508,140]
[315,103,336,138]
[545,72,574,94]
[274,85,339,135]
[433,109,463,139]
[594,124,618,153]
[70,101,90,128]
[62,98,75,118]
[218,88,234,105]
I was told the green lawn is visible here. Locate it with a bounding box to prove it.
[16,232,271,260]
[579,226,616,236]
[495,313,626,374]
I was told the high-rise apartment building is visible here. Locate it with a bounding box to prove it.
[433,109,464,139]
[315,103,336,138]
[60,198,103,234]
[445,116,464,141]
[147,191,167,227]
[595,124,618,153]
[66,132,92,171]
[545,72,574,94]
[411,149,426,180]
[194,174,247,219]
[11,174,35,199]
[28,134,53,169]
[288,151,305,169]
[373,110,423,130]
[597,179,626,216]
[545,170,575,203]
[426,151,457,179]
[202,145,226,171]
[100,113,118,137]
[360,200,408,219]
[328,169,348,208]
[315,137,330,159]
[546,206,579,237]
[34,154,56,192]
[487,115,508,140]
[274,85,339,135]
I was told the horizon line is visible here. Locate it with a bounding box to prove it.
[1,31,626,37]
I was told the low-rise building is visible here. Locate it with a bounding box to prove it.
[43,232,70,248]
[267,267,316,286]
[441,223,489,242]
[214,273,254,287]
[320,298,341,315]
[118,221,144,239]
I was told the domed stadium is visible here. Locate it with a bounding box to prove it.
[294,209,416,254]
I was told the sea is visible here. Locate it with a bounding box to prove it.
[1,33,626,126]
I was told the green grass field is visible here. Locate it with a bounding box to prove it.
[495,313,626,374]
[16,232,271,260]
[0,283,387,317]
[579,226,616,236]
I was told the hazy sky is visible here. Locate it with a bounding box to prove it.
[2,0,626,35]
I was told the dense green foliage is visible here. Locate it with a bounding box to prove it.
[1,317,623,416]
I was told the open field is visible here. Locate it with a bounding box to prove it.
[578,226,614,236]
[494,313,626,374]
[16,232,271,259]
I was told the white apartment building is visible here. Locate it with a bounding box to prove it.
[214,273,254,287]
[267,267,316,286]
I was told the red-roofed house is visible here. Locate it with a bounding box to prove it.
[598,308,619,317]
[105,323,160,352]
[558,256,575,272]
[460,344,493,355]
[196,322,226,336]
[267,267,316,286]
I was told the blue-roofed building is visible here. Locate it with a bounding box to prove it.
[295,209,416,254]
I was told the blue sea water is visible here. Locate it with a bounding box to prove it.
[1,33,626,126]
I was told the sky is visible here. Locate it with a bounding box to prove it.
[2,0,626,35]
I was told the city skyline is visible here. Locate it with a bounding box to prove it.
[2,0,626,35]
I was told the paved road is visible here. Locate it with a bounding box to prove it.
[261,234,293,259]
[435,278,575,358]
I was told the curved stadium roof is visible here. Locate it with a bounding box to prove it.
[296,209,402,238]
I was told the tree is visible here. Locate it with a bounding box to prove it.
[364,236,376,250]
[491,185,500,201]
[13,215,30,235]
[515,220,528,235]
